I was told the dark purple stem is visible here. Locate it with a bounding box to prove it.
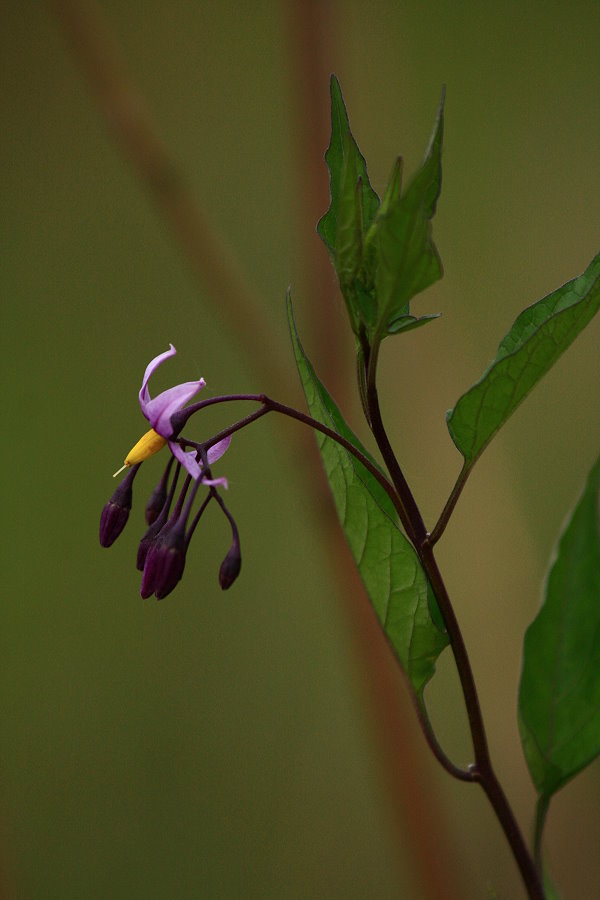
[429,462,472,545]
[178,394,406,524]
[179,392,468,781]
[361,339,544,900]
[186,492,213,543]
[176,385,545,898]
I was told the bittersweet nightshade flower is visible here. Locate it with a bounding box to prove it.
[102,346,244,599]
[115,345,231,483]
[99,464,141,547]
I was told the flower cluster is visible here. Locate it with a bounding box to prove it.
[100,346,241,598]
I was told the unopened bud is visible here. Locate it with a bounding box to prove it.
[137,514,166,571]
[140,520,187,600]
[99,465,140,547]
[219,538,241,590]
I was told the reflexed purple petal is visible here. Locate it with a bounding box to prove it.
[201,476,228,489]
[206,435,231,464]
[169,441,202,480]
[138,345,206,437]
[138,348,230,480]
[139,344,177,407]
[142,379,206,437]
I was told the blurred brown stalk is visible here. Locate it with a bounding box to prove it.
[48,1,464,896]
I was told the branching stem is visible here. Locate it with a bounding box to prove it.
[178,393,406,523]
[178,381,546,899]
[430,461,472,545]
[360,338,545,900]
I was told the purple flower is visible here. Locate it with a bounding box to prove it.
[102,345,243,599]
[120,345,230,483]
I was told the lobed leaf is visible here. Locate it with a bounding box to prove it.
[447,251,600,467]
[287,295,448,695]
[518,453,600,797]
[317,75,380,267]
[317,77,445,343]
[372,89,444,337]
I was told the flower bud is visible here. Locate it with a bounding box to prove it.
[99,465,140,547]
[142,520,187,600]
[219,537,241,590]
[140,542,160,598]
[137,515,166,571]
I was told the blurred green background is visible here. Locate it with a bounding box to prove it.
[2,1,599,897]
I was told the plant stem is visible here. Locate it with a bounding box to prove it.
[186,392,471,784]
[179,394,408,524]
[429,461,471,545]
[361,345,545,900]
[180,387,546,897]
[412,696,474,782]
[533,795,551,875]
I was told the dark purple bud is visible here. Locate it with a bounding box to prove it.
[140,540,161,598]
[145,457,175,525]
[139,462,184,569]
[219,537,241,590]
[99,465,140,548]
[154,521,187,600]
[137,513,167,571]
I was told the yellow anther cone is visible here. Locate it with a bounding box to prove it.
[113,428,168,477]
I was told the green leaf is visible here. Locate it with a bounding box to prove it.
[386,312,441,335]
[372,89,444,337]
[335,169,364,294]
[287,294,449,695]
[317,76,380,335]
[317,75,380,260]
[447,251,600,468]
[518,453,600,797]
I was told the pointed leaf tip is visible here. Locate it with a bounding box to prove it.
[318,75,380,268]
[519,452,600,797]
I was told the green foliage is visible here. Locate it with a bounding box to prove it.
[371,89,444,340]
[447,251,600,468]
[287,295,449,696]
[518,453,600,798]
[310,73,600,889]
[318,75,380,334]
[318,76,443,343]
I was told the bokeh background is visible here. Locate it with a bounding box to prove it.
[2,1,599,897]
